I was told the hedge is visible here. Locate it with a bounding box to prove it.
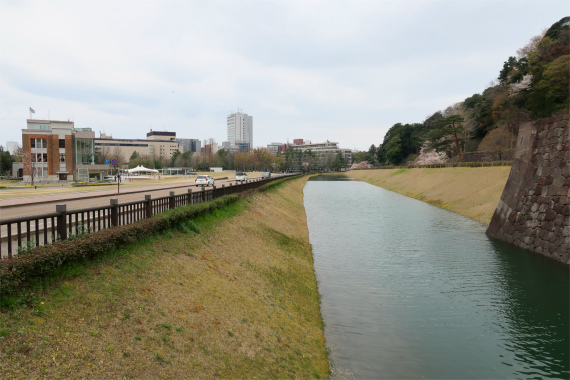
[0,194,239,296]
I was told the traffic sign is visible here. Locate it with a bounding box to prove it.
[111,159,118,166]
[105,160,110,165]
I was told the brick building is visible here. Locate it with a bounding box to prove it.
[22,119,95,182]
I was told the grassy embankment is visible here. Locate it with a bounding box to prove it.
[348,166,511,225]
[0,177,329,379]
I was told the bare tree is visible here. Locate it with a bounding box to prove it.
[112,146,126,167]
[95,144,111,164]
[253,148,272,171]
[22,151,37,185]
[455,103,478,152]
[190,153,200,170]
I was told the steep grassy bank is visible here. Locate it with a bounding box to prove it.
[348,167,511,225]
[0,177,329,379]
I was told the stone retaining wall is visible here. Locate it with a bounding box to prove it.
[486,113,569,264]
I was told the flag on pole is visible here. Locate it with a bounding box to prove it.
[29,107,35,113]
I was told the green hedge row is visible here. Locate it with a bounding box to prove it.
[255,176,296,192]
[0,194,239,296]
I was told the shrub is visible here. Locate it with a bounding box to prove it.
[0,195,240,297]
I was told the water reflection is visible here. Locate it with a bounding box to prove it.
[304,179,569,379]
[308,174,354,181]
[489,239,569,378]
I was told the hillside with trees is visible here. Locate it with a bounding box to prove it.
[367,16,569,166]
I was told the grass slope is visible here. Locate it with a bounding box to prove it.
[348,167,511,225]
[0,177,329,379]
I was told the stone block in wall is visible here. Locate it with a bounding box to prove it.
[486,113,569,265]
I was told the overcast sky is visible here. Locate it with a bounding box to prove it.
[1,0,567,151]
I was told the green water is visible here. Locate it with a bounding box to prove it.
[304,177,569,379]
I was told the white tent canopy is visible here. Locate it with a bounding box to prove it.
[127,165,159,174]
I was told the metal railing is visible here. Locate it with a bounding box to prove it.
[0,177,279,259]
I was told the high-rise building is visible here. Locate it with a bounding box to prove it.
[227,111,253,152]
[6,141,19,155]
[176,138,201,153]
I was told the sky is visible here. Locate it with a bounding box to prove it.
[0,0,568,152]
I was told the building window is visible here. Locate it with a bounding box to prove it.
[32,138,47,149]
[59,139,66,148]
[75,138,94,165]
[32,153,47,162]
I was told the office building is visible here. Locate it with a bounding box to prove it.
[266,142,288,154]
[95,131,181,163]
[227,111,253,152]
[291,140,352,162]
[21,119,96,182]
[176,138,201,153]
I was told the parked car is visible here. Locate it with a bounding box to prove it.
[262,172,271,179]
[235,172,248,182]
[195,175,214,187]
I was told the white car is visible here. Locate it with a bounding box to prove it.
[235,172,248,182]
[195,175,214,187]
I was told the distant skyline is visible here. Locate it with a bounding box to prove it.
[1,0,568,151]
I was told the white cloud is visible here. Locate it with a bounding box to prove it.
[1,0,568,151]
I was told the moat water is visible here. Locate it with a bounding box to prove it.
[304,175,569,379]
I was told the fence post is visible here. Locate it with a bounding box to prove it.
[201,187,206,203]
[222,184,225,196]
[110,199,119,227]
[56,204,67,240]
[145,195,152,218]
[187,188,192,205]
[169,191,175,209]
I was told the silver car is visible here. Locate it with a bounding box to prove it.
[195,175,214,187]
[235,172,248,182]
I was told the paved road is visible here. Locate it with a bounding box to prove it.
[0,177,254,219]
[0,174,282,257]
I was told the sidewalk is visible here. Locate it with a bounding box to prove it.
[0,183,196,209]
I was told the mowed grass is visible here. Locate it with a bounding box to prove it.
[0,177,329,379]
[348,166,511,225]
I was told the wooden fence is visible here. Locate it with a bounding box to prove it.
[0,177,280,259]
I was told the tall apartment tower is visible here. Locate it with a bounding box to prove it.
[227,111,253,152]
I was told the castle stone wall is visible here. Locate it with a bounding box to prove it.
[486,113,569,264]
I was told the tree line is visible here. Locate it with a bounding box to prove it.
[101,147,349,173]
[359,16,569,166]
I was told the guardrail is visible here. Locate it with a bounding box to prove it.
[0,177,283,259]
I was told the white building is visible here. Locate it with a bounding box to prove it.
[6,141,19,155]
[291,141,352,162]
[227,111,253,152]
